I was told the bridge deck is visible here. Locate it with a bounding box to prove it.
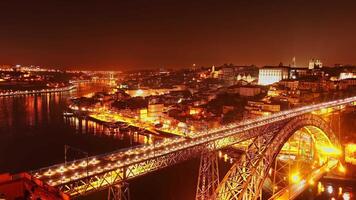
[30,96,356,196]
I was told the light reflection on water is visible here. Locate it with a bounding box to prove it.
[0,92,67,131]
[0,81,157,144]
[63,116,154,145]
[0,82,152,174]
[298,180,355,200]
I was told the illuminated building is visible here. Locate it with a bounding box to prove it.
[125,86,185,97]
[339,72,356,80]
[211,65,219,78]
[339,78,356,90]
[147,104,164,121]
[236,74,255,83]
[238,86,261,96]
[227,85,262,97]
[219,67,235,86]
[309,58,323,69]
[244,100,281,118]
[289,68,308,79]
[139,109,148,120]
[189,107,202,115]
[258,66,289,85]
[213,65,258,85]
[279,80,299,90]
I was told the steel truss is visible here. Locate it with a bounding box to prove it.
[108,182,130,200]
[32,104,345,198]
[268,130,314,199]
[214,114,339,200]
[59,144,208,196]
[213,121,286,200]
[196,151,220,200]
[269,155,290,196]
[55,125,270,196]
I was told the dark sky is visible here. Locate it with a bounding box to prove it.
[1,0,356,70]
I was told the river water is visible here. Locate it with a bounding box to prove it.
[0,82,199,199]
[0,82,355,200]
[0,82,140,173]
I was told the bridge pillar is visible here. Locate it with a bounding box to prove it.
[108,182,130,200]
[195,151,219,200]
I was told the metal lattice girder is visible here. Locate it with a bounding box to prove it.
[58,143,209,196]
[213,121,285,200]
[196,151,220,200]
[50,125,277,196]
[270,129,313,192]
[59,168,125,196]
[269,155,290,196]
[214,114,339,200]
[108,182,130,200]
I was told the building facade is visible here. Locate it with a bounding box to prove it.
[258,66,289,85]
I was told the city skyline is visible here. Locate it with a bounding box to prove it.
[1,0,356,69]
[1,1,356,199]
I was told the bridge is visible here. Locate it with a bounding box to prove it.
[29,96,356,200]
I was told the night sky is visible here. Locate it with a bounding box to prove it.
[1,0,356,70]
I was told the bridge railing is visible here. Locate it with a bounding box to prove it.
[30,135,184,175]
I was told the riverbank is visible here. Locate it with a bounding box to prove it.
[0,85,76,97]
[86,112,176,139]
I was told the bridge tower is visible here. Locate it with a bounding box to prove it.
[195,152,219,200]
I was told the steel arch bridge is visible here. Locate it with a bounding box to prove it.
[211,114,340,200]
[29,97,355,200]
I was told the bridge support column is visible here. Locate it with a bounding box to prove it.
[195,151,219,200]
[108,182,130,200]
